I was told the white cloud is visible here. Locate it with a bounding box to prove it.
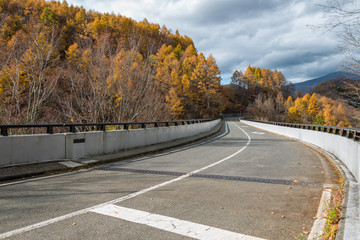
[65,0,344,83]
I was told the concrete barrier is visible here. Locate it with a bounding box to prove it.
[241,120,360,182]
[240,120,360,240]
[0,119,221,167]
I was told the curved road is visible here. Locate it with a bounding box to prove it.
[0,121,340,239]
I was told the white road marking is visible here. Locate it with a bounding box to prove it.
[252,132,265,135]
[0,169,89,188]
[90,204,265,240]
[0,122,252,239]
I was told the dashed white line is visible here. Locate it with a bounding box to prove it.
[0,122,252,239]
[252,132,265,135]
[90,204,265,240]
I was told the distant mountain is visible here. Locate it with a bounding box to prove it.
[311,78,360,108]
[293,71,357,95]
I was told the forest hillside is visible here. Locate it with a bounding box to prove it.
[0,0,357,128]
[0,0,223,124]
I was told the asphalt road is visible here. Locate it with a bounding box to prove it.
[0,121,340,240]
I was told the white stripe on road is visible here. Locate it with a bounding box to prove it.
[0,122,251,239]
[91,204,265,240]
[252,132,265,135]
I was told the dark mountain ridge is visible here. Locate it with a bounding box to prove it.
[293,71,358,95]
[311,78,360,109]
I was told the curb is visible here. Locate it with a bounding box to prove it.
[240,119,360,240]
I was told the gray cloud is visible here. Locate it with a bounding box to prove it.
[66,0,343,83]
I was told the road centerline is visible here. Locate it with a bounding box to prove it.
[0,122,252,239]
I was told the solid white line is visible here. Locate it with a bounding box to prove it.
[1,121,226,188]
[0,169,89,188]
[0,122,251,239]
[90,204,264,240]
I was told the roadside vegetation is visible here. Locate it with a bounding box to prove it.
[0,0,358,128]
[0,0,223,124]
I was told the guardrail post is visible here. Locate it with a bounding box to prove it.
[124,124,129,130]
[341,129,347,136]
[70,125,76,133]
[141,123,146,129]
[1,127,8,136]
[46,126,53,134]
[100,125,106,131]
[154,123,158,127]
[355,132,360,141]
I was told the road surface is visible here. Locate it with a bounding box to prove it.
[0,121,340,239]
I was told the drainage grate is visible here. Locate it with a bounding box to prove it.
[98,167,325,188]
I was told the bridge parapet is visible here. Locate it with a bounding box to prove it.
[0,119,221,167]
[241,120,360,182]
[0,119,213,136]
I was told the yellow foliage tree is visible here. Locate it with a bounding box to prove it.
[287,106,302,123]
[308,93,320,121]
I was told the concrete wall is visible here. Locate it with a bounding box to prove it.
[0,119,221,167]
[241,120,360,182]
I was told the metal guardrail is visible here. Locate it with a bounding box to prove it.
[0,119,215,136]
[250,120,360,142]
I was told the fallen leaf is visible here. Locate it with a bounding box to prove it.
[293,180,301,184]
[313,216,318,219]
[234,211,238,214]
[281,215,286,218]
[271,212,276,215]
[313,166,318,168]
[287,186,293,189]
[303,231,310,234]
[115,212,119,214]
[72,222,77,226]
[302,227,306,230]
[150,197,153,200]
[220,206,224,209]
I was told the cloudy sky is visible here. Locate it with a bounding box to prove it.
[65,0,343,84]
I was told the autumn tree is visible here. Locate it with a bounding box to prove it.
[0,10,62,124]
[227,66,293,120]
[285,93,351,126]
[1,0,223,124]
[320,0,360,119]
